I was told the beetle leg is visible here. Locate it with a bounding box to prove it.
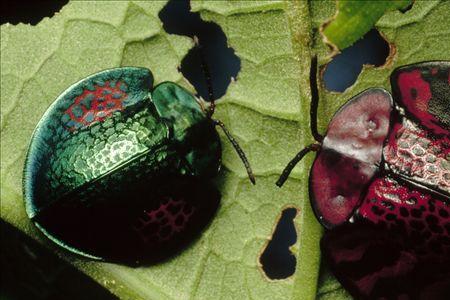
[194,36,216,117]
[310,56,324,143]
[213,119,256,185]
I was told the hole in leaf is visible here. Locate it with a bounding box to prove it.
[0,0,68,25]
[260,207,298,280]
[399,2,414,13]
[159,0,240,101]
[323,29,390,92]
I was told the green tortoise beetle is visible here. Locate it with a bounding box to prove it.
[23,66,255,264]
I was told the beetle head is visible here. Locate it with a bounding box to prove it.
[152,82,221,178]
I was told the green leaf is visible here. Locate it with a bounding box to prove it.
[322,0,412,50]
[1,1,321,299]
[2,1,449,299]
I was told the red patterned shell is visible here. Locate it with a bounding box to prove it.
[317,62,450,299]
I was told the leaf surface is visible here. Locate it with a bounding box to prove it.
[322,0,412,50]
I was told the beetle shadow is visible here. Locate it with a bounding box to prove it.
[1,220,118,300]
[34,174,220,266]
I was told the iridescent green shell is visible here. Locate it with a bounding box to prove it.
[23,67,221,258]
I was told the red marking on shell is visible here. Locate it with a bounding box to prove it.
[396,69,448,135]
[133,198,195,244]
[359,177,450,260]
[384,118,450,194]
[398,69,431,112]
[65,81,128,130]
[311,150,376,228]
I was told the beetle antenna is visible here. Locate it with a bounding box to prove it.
[194,36,215,117]
[310,56,323,143]
[276,57,323,187]
[213,119,256,185]
[276,143,321,187]
[195,37,255,184]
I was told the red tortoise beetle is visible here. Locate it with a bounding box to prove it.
[277,58,449,299]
